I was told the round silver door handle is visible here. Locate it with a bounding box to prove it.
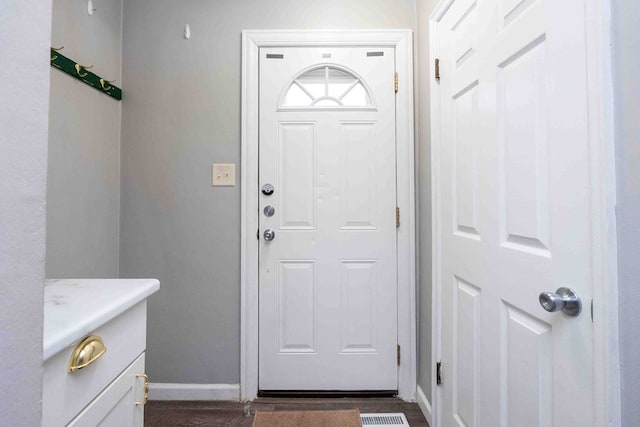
[539,287,581,316]
[263,229,275,241]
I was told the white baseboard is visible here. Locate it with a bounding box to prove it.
[149,383,240,401]
[416,385,433,425]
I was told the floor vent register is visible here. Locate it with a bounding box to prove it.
[360,413,410,426]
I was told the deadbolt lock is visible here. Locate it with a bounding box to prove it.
[262,183,274,196]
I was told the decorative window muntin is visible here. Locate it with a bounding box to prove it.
[280,65,375,109]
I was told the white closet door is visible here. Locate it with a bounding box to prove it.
[436,0,594,425]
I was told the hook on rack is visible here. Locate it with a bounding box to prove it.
[75,63,94,78]
[100,78,115,91]
[51,46,64,61]
[50,48,122,100]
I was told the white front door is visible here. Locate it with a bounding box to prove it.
[434,0,594,425]
[258,46,398,391]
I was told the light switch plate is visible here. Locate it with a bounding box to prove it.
[212,163,235,186]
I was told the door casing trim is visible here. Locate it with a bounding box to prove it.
[240,29,416,401]
[429,1,620,425]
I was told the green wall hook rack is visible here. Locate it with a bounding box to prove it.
[50,48,122,101]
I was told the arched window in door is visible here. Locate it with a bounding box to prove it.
[281,65,374,108]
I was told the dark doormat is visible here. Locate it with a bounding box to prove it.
[252,409,362,427]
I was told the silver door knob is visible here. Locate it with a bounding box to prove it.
[263,205,275,217]
[539,287,581,316]
[263,229,276,241]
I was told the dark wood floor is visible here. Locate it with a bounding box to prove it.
[145,397,430,426]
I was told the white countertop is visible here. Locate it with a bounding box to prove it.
[43,279,160,361]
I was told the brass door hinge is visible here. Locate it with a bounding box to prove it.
[435,58,440,81]
[396,207,400,228]
[436,361,443,385]
[394,72,399,93]
[397,345,401,366]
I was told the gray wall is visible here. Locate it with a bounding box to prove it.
[46,0,122,278]
[0,0,51,424]
[612,0,640,424]
[415,0,437,403]
[120,0,417,384]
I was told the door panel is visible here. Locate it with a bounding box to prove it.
[278,260,316,353]
[339,122,378,230]
[453,81,480,239]
[501,303,552,427]
[452,276,481,427]
[498,36,550,255]
[278,122,316,230]
[437,0,594,425]
[259,46,397,391]
[340,260,378,352]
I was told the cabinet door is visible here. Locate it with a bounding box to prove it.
[68,353,146,427]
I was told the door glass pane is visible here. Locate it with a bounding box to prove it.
[341,82,370,106]
[314,98,341,107]
[327,68,357,99]
[296,68,326,99]
[283,83,313,106]
[282,66,372,108]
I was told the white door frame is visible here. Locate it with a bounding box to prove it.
[429,1,621,426]
[240,30,416,401]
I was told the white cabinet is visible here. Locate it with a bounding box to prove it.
[68,354,145,427]
[43,279,159,427]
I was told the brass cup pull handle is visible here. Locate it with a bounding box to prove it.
[136,374,149,406]
[68,335,107,372]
